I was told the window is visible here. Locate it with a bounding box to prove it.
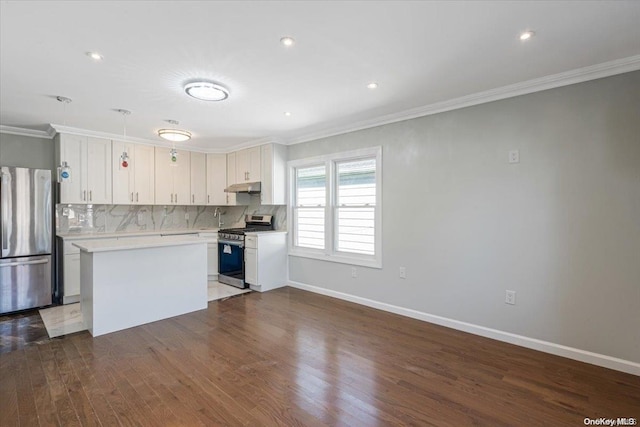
[289,147,382,268]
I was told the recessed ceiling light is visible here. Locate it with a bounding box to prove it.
[86,51,103,61]
[280,36,295,47]
[367,82,379,89]
[158,129,192,142]
[520,30,535,41]
[284,111,292,117]
[184,81,229,101]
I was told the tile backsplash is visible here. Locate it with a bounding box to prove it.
[56,195,286,234]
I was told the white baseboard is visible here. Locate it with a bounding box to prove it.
[288,280,640,376]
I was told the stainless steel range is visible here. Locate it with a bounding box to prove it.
[218,214,274,288]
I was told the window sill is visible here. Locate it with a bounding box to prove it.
[288,250,382,269]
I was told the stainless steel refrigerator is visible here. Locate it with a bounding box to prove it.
[0,167,52,314]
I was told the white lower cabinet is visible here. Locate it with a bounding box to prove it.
[244,247,257,286]
[243,232,287,292]
[198,233,218,280]
[62,253,81,304]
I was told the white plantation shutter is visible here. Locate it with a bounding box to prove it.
[289,147,381,268]
[294,165,326,250]
[336,159,376,255]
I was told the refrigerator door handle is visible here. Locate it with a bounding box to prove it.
[1,173,9,253]
[0,258,49,268]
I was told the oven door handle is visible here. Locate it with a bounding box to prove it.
[218,240,244,248]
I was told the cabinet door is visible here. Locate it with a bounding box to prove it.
[154,147,173,204]
[235,149,249,183]
[86,137,112,204]
[172,149,191,205]
[244,247,257,286]
[206,154,228,205]
[246,146,261,182]
[226,152,237,205]
[133,144,155,204]
[190,152,207,205]
[63,253,81,299]
[206,242,218,276]
[58,134,88,204]
[112,140,133,204]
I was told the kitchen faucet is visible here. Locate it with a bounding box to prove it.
[214,207,224,229]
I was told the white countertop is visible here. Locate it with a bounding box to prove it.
[72,235,208,253]
[58,228,219,241]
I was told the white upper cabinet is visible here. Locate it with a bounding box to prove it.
[235,146,261,183]
[155,147,190,205]
[57,134,112,204]
[190,152,207,205]
[260,144,287,205]
[112,141,155,205]
[133,144,155,205]
[206,153,227,205]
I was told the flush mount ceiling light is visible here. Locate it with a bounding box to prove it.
[158,128,191,142]
[367,82,379,89]
[86,51,103,60]
[184,81,229,101]
[519,30,535,41]
[280,36,295,47]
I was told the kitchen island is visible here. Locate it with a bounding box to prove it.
[73,235,208,337]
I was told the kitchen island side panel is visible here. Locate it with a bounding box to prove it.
[80,243,207,337]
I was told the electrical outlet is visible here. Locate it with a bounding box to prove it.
[185,213,189,220]
[508,150,520,164]
[505,290,516,305]
[399,267,406,279]
[351,267,357,278]
[62,207,70,217]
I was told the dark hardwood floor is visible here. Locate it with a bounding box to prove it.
[0,309,49,355]
[1,287,638,426]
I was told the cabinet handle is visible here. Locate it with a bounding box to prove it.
[136,192,139,202]
[208,195,210,203]
[89,190,92,201]
[83,190,86,201]
[192,194,194,203]
[171,193,174,203]
[131,192,134,202]
[175,194,178,204]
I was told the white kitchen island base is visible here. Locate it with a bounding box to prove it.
[76,237,207,337]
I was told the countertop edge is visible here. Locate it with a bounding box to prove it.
[72,237,209,253]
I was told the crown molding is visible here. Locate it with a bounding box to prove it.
[286,55,640,145]
[230,136,286,151]
[0,125,53,139]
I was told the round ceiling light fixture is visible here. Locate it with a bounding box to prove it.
[184,81,229,101]
[158,128,192,142]
[367,82,379,89]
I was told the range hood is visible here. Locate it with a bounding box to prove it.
[224,182,261,194]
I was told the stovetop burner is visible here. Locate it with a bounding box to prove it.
[218,214,275,241]
[218,227,257,235]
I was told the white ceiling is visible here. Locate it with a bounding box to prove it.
[1,1,639,151]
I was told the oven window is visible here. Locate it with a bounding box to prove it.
[218,242,244,274]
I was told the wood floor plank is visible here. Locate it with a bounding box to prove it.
[2,287,638,426]
[0,350,20,427]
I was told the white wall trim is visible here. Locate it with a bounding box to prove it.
[286,55,640,145]
[0,125,52,139]
[288,280,640,376]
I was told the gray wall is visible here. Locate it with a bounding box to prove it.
[288,71,640,363]
[0,133,55,170]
